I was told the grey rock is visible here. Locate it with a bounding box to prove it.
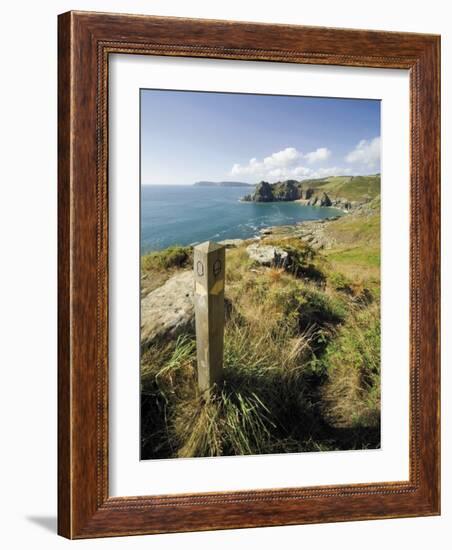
[246,244,289,267]
[319,192,332,207]
[251,181,275,202]
[141,270,194,347]
[218,238,244,248]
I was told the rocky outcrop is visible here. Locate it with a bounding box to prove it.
[243,180,302,202]
[241,176,379,212]
[218,238,245,248]
[246,244,289,267]
[242,180,337,206]
[272,180,300,201]
[291,220,336,250]
[246,181,275,202]
[256,219,340,250]
[309,192,332,207]
[331,199,351,210]
[141,270,194,348]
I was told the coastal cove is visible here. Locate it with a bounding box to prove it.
[141,185,342,253]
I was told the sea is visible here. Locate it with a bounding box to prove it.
[141,185,342,254]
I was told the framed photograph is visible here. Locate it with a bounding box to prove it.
[58,11,440,538]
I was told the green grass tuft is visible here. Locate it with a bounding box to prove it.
[142,245,192,272]
[321,303,381,430]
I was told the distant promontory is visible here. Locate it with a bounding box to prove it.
[194,181,255,188]
[241,175,381,211]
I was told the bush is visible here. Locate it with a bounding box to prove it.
[142,245,192,272]
[296,287,346,330]
[264,238,326,282]
[328,271,352,292]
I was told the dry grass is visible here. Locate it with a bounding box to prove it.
[141,264,380,458]
[141,304,320,458]
[140,204,381,458]
[321,302,380,429]
[267,267,285,283]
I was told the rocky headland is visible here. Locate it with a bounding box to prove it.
[241,174,380,212]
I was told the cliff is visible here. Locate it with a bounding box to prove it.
[242,175,381,210]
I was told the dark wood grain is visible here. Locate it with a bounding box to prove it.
[57,10,72,538]
[58,11,440,539]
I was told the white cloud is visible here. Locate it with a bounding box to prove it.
[263,147,300,167]
[304,147,331,163]
[291,165,313,178]
[345,137,381,168]
[231,146,339,182]
[231,147,301,179]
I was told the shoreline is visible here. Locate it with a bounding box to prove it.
[141,212,343,256]
[294,199,352,214]
[239,196,355,215]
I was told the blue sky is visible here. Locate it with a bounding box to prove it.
[141,89,380,185]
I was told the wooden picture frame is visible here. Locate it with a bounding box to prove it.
[58,11,440,539]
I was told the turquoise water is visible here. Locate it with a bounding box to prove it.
[141,185,342,253]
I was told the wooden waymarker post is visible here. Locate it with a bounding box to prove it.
[193,241,226,392]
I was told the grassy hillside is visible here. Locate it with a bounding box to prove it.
[322,196,380,282]
[140,198,381,459]
[299,174,381,202]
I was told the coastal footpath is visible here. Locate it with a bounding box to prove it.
[140,187,381,459]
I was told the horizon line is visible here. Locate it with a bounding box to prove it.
[141,173,381,186]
